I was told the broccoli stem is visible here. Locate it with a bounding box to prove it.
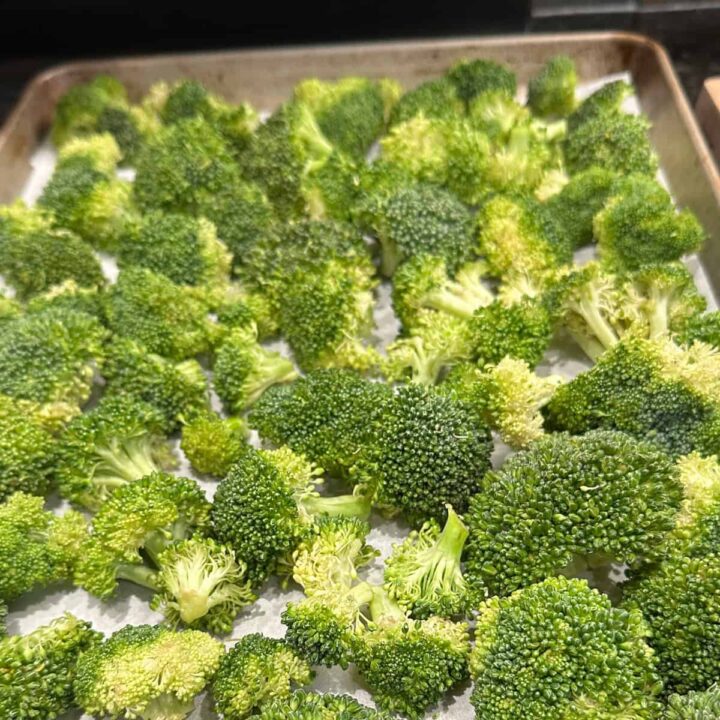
[427,289,488,320]
[573,294,619,356]
[648,290,669,338]
[435,505,469,560]
[368,584,406,624]
[116,563,159,591]
[94,435,160,483]
[137,692,194,720]
[245,353,299,407]
[143,520,189,565]
[300,492,372,521]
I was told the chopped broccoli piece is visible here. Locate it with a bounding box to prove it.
[467,90,529,141]
[527,55,577,117]
[258,690,388,719]
[302,150,362,221]
[676,310,720,348]
[446,58,516,107]
[26,279,106,320]
[180,412,248,477]
[665,685,720,719]
[389,77,464,126]
[566,79,633,132]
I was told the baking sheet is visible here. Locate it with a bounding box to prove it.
[6,73,719,719]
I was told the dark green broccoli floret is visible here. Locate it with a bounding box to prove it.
[446,58,516,107]
[464,429,681,597]
[0,492,87,601]
[470,576,662,720]
[258,690,388,719]
[566,80,633,132]
[0,613,102,720]
[249,369,392,479]
[73,624,224,720]
[665,685,720,718]
[676,310,720,348]
[55,394,177,511]
[0,201,104,300]
[527,55,577,117]
[180,412,248,477]
[104,267,216,361]
[102,337,209,433]
[211,633,313,719]
[389,77,464,126]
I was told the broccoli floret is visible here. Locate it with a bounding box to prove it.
[468,90,529,141]
[0,492,87,601]
[211,633,313,719]
[258,690,388,719]
[105,267,215,361]
[216,284,279,340]
[55,394,177,511]
[73,624,224,720]
[567,79,633,132]
[676,310,720,348]
[665,685,720,718]
[470,576,662,719]
[211,446,372,586]
[249,369,392,479]
[476,193,571,280]
[180,412,248,477]
[545,166,618,249]
[302,150,362,222]
[368,184,475,277]
[103,338,209,433]
[442,357,563,448]
[351,586,470,719]
[118,211,231,291]
[0,613,101,720]
[443,120,494,205]
[0,307,106,423]
[26,279,106,320]
[464,429,681,597]
[446,58,516,107]
[527,55,577,117]
[294,76,400,160]
[357,383,492,523]
[389,77,464,126]
[595,179,705,271]
[213,324,298,412]
[384,504,470,618]
[0,201,104,300]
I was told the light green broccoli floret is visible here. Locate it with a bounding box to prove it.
[527,55,577,117]
[180,412,248,477]
[258,690,388,719]
[665,685,720,719]
[26,279,106,320]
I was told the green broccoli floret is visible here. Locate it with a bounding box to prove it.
[211,446,372,586]
[118,211,231,291]
[180,412,248,477]
[102,337,209,433]
[294,76,400,160]
[26,279,106,320]
[216,284,279,340]
[384,504,470,618]
[38,134,136,251]
[470,576,662,719]
[465,429,681,597]
[0,492,87,601]
[105,267,215,361]
[595,179,705,271]
[0,394,57,500]
[446,58,516,107]
[55,394,177,511]
[476,192,571,280]
[211,633,313,719]
[368,184,475,277]
[545,166,618,249]
[0,201,104,300]
[675,310,720,348]
[258,690,388,719]
[389,77,464,126]
[302,150,362,222]
[467,90,529,141]
[73,624,224,720]
[213,324,298,412]
[0,613,102,720]
[567,79,633,132]
[0,602,6,636]
[441,357,563,448]
[351,585,470,719]
[443,120,495,205]
[249,369,392,478]
[0,307,106,424]
[356,383,492,523]
[527,55,577,117]
[665,685,720,718]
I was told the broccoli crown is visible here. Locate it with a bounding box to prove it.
[105,267,214,361]
[26,279,106,321]
[446,58,517,106]
[370,183,475,277]
[566,80,633,132]
[180,412,248,477]
[0,613,102,720]
[676,310,720,349]
[211,633,313,719]
[73,623,224,720]
[118,211,231,289]
[302,150,361,222]
[546,166,618,249]
[443,120,495,205]
[358,383,492,523]
[0,393,57,500]
[563,111,658,176]
[665,685,720,719]
[464,429,681,597]
[250,369,391,478]
[476,192,571,280]
[470,576,662,720]
[0,307,106,420]
[595,182,705,271]
[102,338,209,433]
[0,202,104,300]
[527,55,577,117]
[258,690,388,719]
[0,491,87,601]
[389,77,464,126]
[623,552,720,695]
[213,324,298,412]
[55,394,176,511]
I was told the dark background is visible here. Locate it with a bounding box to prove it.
[1,0,720,122]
